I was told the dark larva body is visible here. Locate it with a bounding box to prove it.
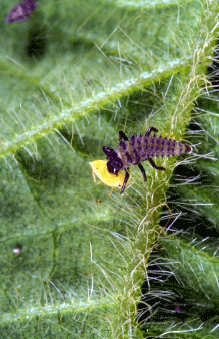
[103,127,192,194]
[118,135,191,168]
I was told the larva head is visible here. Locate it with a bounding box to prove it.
[102,146,123,175]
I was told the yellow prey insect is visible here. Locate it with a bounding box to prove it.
[89,160,131,193]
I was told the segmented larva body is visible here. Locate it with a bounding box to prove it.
[103,127,192,194]
[118,134,192,168]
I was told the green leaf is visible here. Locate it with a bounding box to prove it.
[1,0,219,338]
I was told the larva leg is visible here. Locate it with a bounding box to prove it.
[149,158,166,171]
[145,127,158,137]
[138,163,147,181]
[119,131,129,141]
[121,170,130,194]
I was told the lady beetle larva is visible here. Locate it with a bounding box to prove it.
[103,127,192,194]
[5,0,39,24]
